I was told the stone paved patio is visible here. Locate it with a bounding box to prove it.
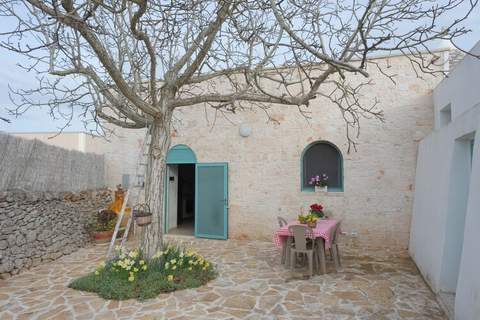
[0,236,445,320]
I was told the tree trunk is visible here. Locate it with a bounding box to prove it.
[140,117,171,258]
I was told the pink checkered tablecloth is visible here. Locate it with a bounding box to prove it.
[273,219,340,250]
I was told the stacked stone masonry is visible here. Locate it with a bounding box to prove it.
[0,190,111,277]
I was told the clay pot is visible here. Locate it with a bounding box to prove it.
[93,230,124,243]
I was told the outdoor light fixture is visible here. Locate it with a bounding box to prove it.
[239,124,252,137]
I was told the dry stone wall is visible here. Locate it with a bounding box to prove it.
[0,190,111,277]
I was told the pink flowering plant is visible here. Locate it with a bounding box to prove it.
[309,174,328,187]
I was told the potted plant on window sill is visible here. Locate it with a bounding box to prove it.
[309,174,328,192]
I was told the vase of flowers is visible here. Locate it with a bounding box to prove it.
[309,203,325,219]
[309,174,328,192]
[297,213,318,228]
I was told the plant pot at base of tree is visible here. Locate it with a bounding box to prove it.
[88,209,119,243]
[133,204,152,227]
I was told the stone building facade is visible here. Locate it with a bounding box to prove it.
[13,53,446,250]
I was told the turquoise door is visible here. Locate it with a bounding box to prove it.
[195,163,228,239]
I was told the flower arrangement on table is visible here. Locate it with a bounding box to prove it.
[297,213,318,228]
[309,174,329,192]
[309,203,325,219]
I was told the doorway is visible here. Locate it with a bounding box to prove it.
[167,164,195,235]
[439,133,475,316]
[165,144,229,239]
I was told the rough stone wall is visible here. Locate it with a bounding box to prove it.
[0,190,111,277]
[0,133,105,192]
[91,54,439,251]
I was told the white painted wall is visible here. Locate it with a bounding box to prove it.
[167,165,178,231]
[410,41,480,320]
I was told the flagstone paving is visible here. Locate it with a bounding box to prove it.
[0,236,445,319]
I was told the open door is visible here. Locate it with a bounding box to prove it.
[195,163,228,239]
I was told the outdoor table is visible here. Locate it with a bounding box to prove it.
[273,219,340,274]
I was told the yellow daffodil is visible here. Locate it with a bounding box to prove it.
[142,265,147,271]
[99,261,106,268]
[139,260,145,265]
[95,270,100,276]
[165,262,170,269]
[128,275,135,282]
[170,259,176,264]
[188,267,192,271]
[172,265,177,270]
[167,275,174,282]
[134,267,139,272]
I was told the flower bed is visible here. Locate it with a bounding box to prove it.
[68,243,216,300]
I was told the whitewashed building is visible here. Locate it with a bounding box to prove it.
[409,42,480,320]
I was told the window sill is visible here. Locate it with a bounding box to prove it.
[301,187,344,194]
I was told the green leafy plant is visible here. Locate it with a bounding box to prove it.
[87,209,117,233]
[68,243,216,300]
[297,213,318,224]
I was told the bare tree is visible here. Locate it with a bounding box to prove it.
[0,0,476,256]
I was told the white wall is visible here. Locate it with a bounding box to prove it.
[167,165,178,231]
[410,41,480,320]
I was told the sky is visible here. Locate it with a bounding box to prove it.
[1,2,480,134]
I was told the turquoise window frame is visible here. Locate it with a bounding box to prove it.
[300,140,344,192]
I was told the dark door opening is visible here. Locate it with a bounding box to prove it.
[167,164,195,236]
[177,164,195,231]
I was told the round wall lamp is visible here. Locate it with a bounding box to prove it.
[239,124,252,138]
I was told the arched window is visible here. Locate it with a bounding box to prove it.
[301,141,343,192]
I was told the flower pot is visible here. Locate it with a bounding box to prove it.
[315,185,328,192]
[133,203,152,227]
[299,221,307,224]
[136,215,152,226]
[93,229,125,243]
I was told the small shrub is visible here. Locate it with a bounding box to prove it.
[86,209,117,233]
[68,243,216,300]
